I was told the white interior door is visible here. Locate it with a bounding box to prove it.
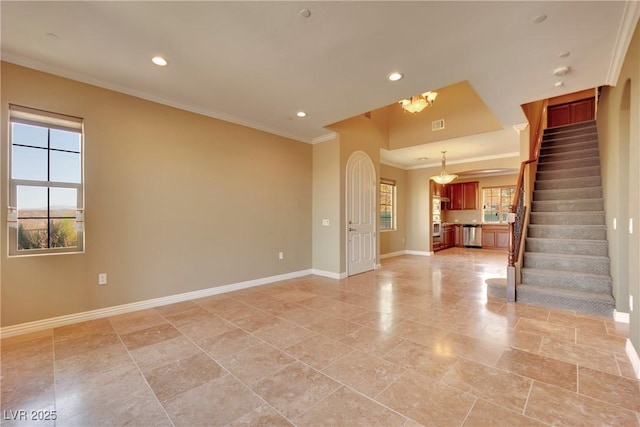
[346,151,376,276]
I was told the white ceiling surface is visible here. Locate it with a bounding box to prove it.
[1,1,637,168]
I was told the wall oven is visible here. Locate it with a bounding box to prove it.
[433,198,442,237]
[433,214,441,237]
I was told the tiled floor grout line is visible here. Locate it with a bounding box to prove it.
[159,313,300,427]
[109,318,177,427]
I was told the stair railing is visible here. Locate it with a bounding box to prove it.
[507,99,548,301]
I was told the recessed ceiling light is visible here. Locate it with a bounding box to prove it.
[300,8,311,18]
[559,51,570,58]
[416,157,429,161]
[45,33,60,40]
[296,111,307,118]
[387,72,404,82]
[555,81,564,87]
[533,14,547,23]
[152,56,168,66]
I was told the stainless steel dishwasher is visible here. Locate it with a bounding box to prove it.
[463,224,483,248]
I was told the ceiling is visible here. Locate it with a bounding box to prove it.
[1,1,638,169]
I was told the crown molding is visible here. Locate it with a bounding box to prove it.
[311,132,338,144]
[1,54,317,144]
[513,123,529,133]
[406,152,520,170]
[606,0,640,86]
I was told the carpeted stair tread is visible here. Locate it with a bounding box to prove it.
[523,252,610,275]
[535,176,601,190]
[513,120,614,315]
[521,267,612,293]
[533,187,603,201]
[516,284,614,317]
[536,165,601,180]
[527,224,607,240]
[529,211,605,225]
[525,237,608,256]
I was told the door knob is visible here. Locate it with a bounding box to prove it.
[348,227,356,231]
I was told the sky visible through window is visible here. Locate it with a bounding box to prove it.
[12,122,80,211]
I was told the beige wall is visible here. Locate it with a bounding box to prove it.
[380,164,407,255]
[312,137,341,274]
[388,81,503,150]
[328,111,389,272]
[597,21,640,353]
[1,62,312,327]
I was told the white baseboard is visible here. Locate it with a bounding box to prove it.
[405,250,432,257]
[380,251,406,260]
[614,310,630,323]
[626,339,640,379]
[0,269,313,339]
[311,269,347,280]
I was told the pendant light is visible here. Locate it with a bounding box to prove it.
[430,151,458,184]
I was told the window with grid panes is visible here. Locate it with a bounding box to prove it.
[8,105,84,256]
[380,179,396,231]
[482,186,515,223]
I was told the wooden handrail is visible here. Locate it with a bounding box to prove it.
[507,99,548,301]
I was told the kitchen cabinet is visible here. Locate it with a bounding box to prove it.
[448,182,478,210]
[433,184,450,211]
[482,224,509,251]
[443,224,455,249]
[435,224,455,252]
[454,224,463,247]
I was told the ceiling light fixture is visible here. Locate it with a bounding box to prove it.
[430,151,458,184]
[296,111,307,118]
[399,91,437,114]
[152,56,168,66]
[387,72,404,82]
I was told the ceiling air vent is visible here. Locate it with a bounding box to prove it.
[432,119,445,131]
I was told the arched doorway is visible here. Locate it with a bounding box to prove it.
[345,151,376,276]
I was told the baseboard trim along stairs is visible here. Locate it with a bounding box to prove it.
[516,120,615,316]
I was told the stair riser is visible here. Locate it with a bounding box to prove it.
[531,200,604,212]
[521,270,612,293]
[516,287,613,317]
[533,187,603,201]
[525,239,609,256]
[541,136,598,149]
[535,176,601,190]
[530,212,605,225]
[540,141,600,156]
[537,167,601,181]
[527,226,607,240]
[545,121,596,135]
[537,157,600,171]
[539,149,600,163]
[523,254,610,275]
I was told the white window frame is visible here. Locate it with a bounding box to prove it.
[380,178,396,231]
[8,104,85,256]
[482,185,515,224]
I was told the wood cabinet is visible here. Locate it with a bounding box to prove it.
[448,182,478,210]
[482,224,509,251]
[454,224,463,247]
[435,224,456,252]
[547,98,595,128]
[433,184,450,211]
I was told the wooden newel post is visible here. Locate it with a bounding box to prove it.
[506,206,516,302]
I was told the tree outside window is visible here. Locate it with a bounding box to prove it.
[482,186,515,223]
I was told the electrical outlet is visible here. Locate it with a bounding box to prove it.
[98,273,107,285]
[278,252,284,260]
[322,219,330,226]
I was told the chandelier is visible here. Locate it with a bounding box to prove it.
[431,151,458,184]
[399,91,438,113]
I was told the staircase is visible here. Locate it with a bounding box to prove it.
[516,120,615,316]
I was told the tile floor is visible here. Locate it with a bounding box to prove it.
[2,249,639,426]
